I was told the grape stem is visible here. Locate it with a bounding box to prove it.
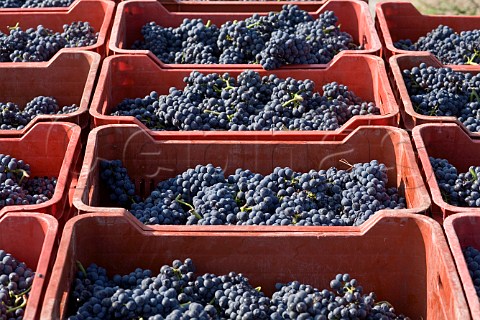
[465,50,479,65]
[76,260,87,278]
[6,294,27,314]
[282,94,304,107]
[175,195,202,219]
[8,22,20,31]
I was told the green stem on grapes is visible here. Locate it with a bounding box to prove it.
[282,94,304,107]
[175,195,202,220]
[465,51,479,65]
[470,89,480,103]
[204,109,222,116]
[255,286,262,292]
[240,204,252,212]
[205,20,212,28]
[6,294,27,314]
[470,167,478,181]
[8,22,20,31]
[247,21,261,29]
[76,260,87,278]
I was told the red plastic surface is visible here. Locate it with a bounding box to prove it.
[41,212,467,319]
[109,0,381,69]
[0,0,115,58]
[412,123,480,221]
[90,53,399,137]
[0,122,81,220]
[445,213,480,319]
[0,51,100,134]
[389,52,480,133]
[0,212,58,320]
[156,0,356,12]
[72,124,431,232]
[375,1,480,70]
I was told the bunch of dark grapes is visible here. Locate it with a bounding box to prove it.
[69,259,409,319]
[133,5,359,70]
[394,25,480,65]
[0,154,57,208]
[430,157,480,207]
[0,0,73,7]
[463,246,480,300]
[0,22,98,62]
[0,250,35,320]
[110,70,380,132]
[100,160,406,227]
[99,160,141,209]
[402,63,480,132]
[0,96,78,130]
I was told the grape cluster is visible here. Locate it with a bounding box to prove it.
[69,259,409,320]
[0,250,35,320]
[0,96,78,130]
[402,63,480,132]
[463,246,480,300]
[0,0,73,8]
[0,154,57,209]
[430,157,480,207]
[132,5,359,70]
[110,70,380,132]
[100,160,406,227]
[99,160,141,209]
[394,25,480,65]
[0,22,98,62]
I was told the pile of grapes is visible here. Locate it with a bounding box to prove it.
[0,0,73,8]
[0,154,57,209]
[429,157,480,207]
[68,258,409,319]
[110,70,380,131]
[394,25,480,65]
[132,5,359,70]
[0,96,78,130]
[402,63,480,132]
[0,22,98,62]
[0,250,34,320]
[100,160,406,227]
[464,246,480,300]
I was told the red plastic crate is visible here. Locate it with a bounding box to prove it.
[445,213,480,319]
[0,122,81,220]
[109,0,381,69]
[41,211,467,319]
[389,52,480,133]
[72,124,430,232]
[412,123,480,221]
[0,212,58,320]
[0,51,100,134]
[0,0,115,58]
[375,1,480,70]
[90,53,399,137]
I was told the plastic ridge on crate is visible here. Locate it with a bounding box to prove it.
[0,51,100,134]
[155,0,362,13]
[41,211,468,319]
[0,0,115,58]
[108,0,381,69]
[412,123,480,221]
[375,0,480,70]
[0,212,58,320]
[72,124,431,232]
[0,122,81,220]
[389,52,480,133]
[90,53,399,138]
[444,213,480,319]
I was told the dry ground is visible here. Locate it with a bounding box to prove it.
[370,0,480,15]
